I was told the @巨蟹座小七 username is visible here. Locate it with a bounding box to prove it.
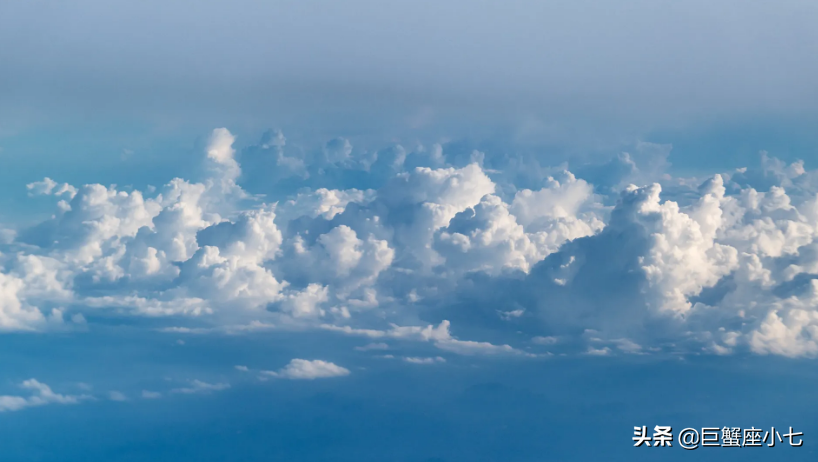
[633,425,803,450]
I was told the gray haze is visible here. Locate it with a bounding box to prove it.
[2,0,817,132]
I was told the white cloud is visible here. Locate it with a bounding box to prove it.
[404,356,446,364]
[171,380,231,394]
[322,320,532,357]
[585,347,611,356]
[378,163,496,268]
[749,303,818,358]
[612,338,643,354]
[0,272,48,331]
[12,127,818,360]
[205,127,242,189]
[26,177,77,198]
[277,226,394,308]
[510,172,597,229]
[0,379,91,412]
[262,359,350,380]
[435,337,533,357]
[276,284,329,318]
[277,188,376,222]
[497,309,525,320]
[158,320,275,335]
[635,176,739,315]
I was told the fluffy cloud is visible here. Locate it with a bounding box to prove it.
[378,163,496,269]
[0,271,48,331]
[262,359,350,380]
[276,188,376,222]
[276,225,393,311]
[632,175,738,315]
[26,177,77,198]
[9,128,818,359]
[434,173,603,275]
[0,379,91,412]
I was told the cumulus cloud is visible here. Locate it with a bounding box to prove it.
[434,173,603,275]
[9,127,818,359]
[629,175,738,315]
[0,272,50,331]
[585,347,611,356]
[262,359,350,380]
[0,379,91,412]
[26,177,77,198]
[277,188,376,222]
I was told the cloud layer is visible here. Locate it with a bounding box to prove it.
[5,129,818,359]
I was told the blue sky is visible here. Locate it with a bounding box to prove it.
[2,1,818,461]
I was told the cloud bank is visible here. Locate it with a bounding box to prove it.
[4,129,818,358]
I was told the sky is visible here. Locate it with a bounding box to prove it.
[1,1,818,461]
